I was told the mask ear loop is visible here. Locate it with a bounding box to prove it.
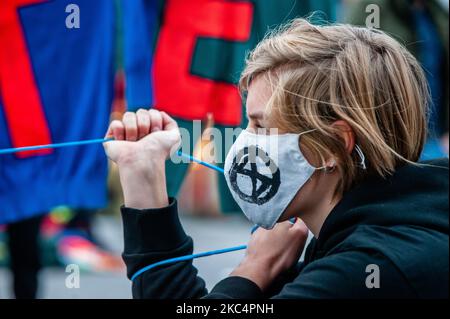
[298,129,367,171]
[315,160,336,172]
[354,144,367,170]
[315,145,367,172]
[298,129,335,172]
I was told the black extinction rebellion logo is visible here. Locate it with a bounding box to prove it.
[229,145,280,205]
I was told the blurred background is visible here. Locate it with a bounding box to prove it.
[0,0,448,299]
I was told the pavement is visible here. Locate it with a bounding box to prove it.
[0,212,253,299]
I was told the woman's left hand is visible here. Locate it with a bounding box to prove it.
[231,219,309,291]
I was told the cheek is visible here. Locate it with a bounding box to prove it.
[281,172,319,219]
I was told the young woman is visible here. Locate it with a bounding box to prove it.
[104,19,449,298]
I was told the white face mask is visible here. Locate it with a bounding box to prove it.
[224,129,320,229]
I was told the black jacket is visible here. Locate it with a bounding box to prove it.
[121,159,449,299]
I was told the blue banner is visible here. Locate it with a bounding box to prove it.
[0,0,115,224]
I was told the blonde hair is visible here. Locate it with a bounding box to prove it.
[239,18,430,195]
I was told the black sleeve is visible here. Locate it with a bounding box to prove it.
[270,250,416,299]
[204,264,303,299]
[121,198,208,299]
[121,197,265,299]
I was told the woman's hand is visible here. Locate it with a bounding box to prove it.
[104,109,181,166]
[103,109,181,209]
[231,219,309,291]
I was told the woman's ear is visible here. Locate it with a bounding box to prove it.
[331,120,355,154]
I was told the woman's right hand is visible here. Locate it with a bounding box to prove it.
[103,109,181,209]
[104,109,181,167]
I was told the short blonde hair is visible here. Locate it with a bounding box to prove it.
[240,18,429,195]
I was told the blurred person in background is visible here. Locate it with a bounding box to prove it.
[2,216,43,299]
[346,0,449,159]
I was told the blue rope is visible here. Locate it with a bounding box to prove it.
[131,219,297,281]
[131,245,247,281]
[0,138,225,173]
[176,151,224,174]
[0,138,114,155]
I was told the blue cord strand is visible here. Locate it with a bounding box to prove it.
[131,245,247,281]
[176,151,224,173]
[0,138,114,155]
[0,138,225,174]
[131,219,297,281]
